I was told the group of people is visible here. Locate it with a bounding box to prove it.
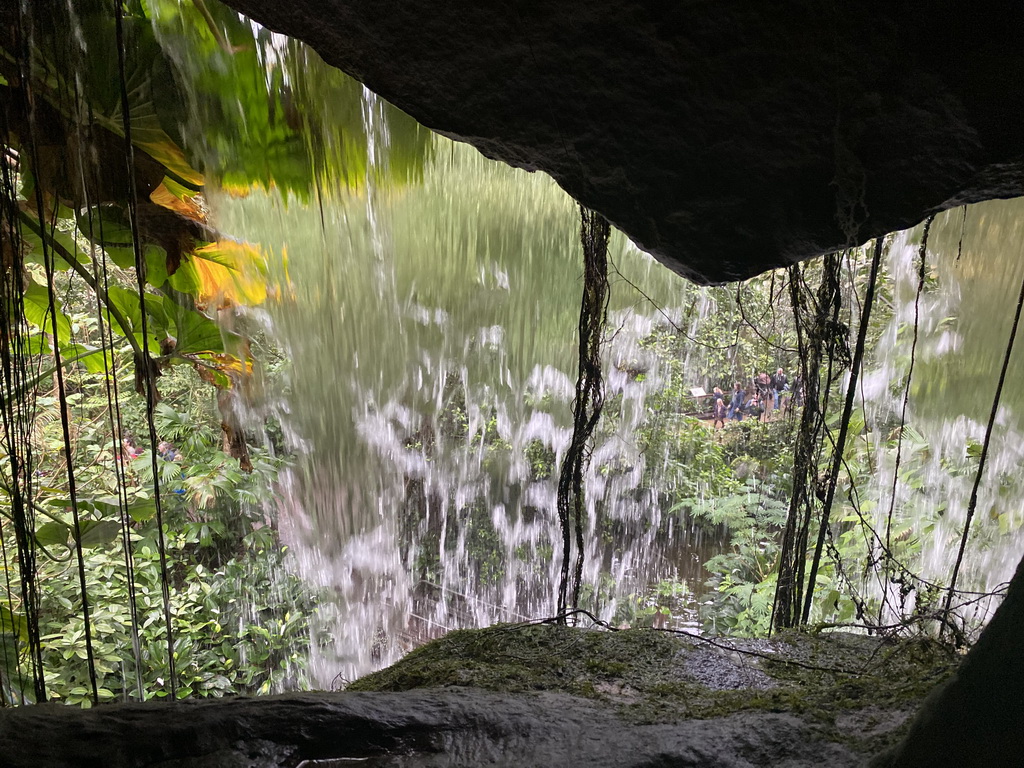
[119,436,182,462]
[709,368,801,428]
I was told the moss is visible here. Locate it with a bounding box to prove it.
[349,624,682,696]
[348,624,958,753]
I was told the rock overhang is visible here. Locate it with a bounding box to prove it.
[219,1,1024,284]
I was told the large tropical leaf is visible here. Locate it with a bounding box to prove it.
[190,240,267,308]
[168,300,226,355]
[22,279,72,343]
[20,224,90,271]
[76,520,121,548]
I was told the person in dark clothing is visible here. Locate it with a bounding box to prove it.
[744,392,764,421]
[792,374,804,407]
[728,382,745,421]
[753,372,770,417]
[771,368,788,411]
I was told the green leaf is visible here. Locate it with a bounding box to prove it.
[173,306,225,355]
[102,285,164,351]
[21,224,90,271]
[36,521,71,548]
[76,521,121,549]
[167,259,201,295]
[0,605,28,640]
[75,205,135,252]
[62,342,111,374]
[128,500,157,523]
[145,245,170,287]
[104,284,144,335]
[79,497,122,517]
[22,279,72,343]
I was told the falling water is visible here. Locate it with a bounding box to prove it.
[207,92,725,682]
[859,200,1024,633]
[154,10,1024,686]
[14,0,1024,713]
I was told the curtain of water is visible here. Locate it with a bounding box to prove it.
[153,7,1024,683]
[210,109,714,682]
[859,200,1024,634]
[13,0,1024,707]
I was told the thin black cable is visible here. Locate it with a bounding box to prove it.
[0,177,25,704]
[735,281,800,354]
[96,227,146,700]
[9,3,59,702]
[843,249,875,478]
[607,259,736,352]
[28,112,100,707]
[113,0,176,696]
[0,83,34,703]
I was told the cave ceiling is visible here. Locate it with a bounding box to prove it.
[222,0,1024,284]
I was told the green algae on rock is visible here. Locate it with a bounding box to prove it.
[350,623,957,754]
[0,624,960,768]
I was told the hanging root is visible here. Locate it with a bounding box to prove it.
[556,207,610,621]
[800,238,883,624]
[772,253,845,630]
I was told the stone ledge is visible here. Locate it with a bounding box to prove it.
[0,625,956,767]
[221,1,1024,283]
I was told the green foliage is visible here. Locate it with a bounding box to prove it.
[524,439,556,481]
[1,383,317,704]
[638,415,741,498]
[675,479,789,636]
[609,578,693,629]
[0,269,317,704]
[33,533,313,704]
[145,0,432,192]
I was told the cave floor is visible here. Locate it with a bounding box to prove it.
[0,624,957,767]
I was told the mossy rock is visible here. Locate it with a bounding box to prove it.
[349,624,685,697]
[349,623,958,753]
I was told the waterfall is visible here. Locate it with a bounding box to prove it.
[10,0,1024,711]
[208,96,713,681]
[155,7,1024,681]
[856,201,1024,633]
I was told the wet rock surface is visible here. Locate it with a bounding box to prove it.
[0,625,957,767]
[221,1,1024,283]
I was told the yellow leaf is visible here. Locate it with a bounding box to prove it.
[191,240,267,309]
[150,181,206,223]
[191,352,255,390]
[133,128,205,187]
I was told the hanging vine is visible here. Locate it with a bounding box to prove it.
[878,215,933,623]
[941,249,1024,641]
[0,75,47,702]
[800,237,883,624]
[772,253,846,630]
[556,206,610,620]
